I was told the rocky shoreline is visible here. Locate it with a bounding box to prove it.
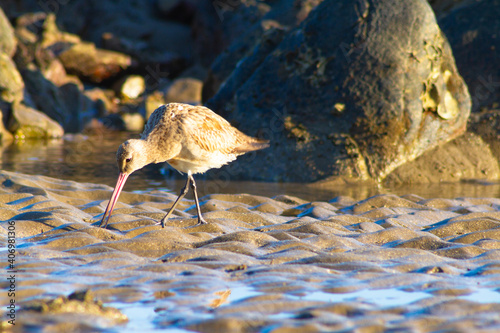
[0,171,499,331]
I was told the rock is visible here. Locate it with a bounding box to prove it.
[145,91,166,121]
[0,110,13,143]
[438,0,500,113]
[385,132,500,184]
[51,0,193,67]
[0,52,24,104]
[42,58,82,88]
[158,0,183,14]
[164,77,203,105]
[13,12,61,73]
[22,69,97,133]
[22,68,69,128]
[8,102,64,139]
[36,13,131,83]
[40,12,81,49]
[468,109,500,163]
[0,7,16,56]
[428,0,473,17]
[179,64,207,81]
[83,88,116,116]
[207,0,470,182]
[58,83,96,133]
[157,0,196,24]
[199,0,322,100]
[118,75,146,100]
[193,0,322,68]
[192,0,271,68]
[121,113,144,132]
[98,113,126,131]
[57,42,132,83]
[205,25,287,109]
[21,290,127,325]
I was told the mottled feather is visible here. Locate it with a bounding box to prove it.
[142,103,268,156]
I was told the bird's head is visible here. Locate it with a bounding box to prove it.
[116,139,150,174]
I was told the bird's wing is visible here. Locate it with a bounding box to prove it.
[179,106,246,155]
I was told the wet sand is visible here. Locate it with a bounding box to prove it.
[0,170,499,332]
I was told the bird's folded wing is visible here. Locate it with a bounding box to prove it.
[180,107,244,155]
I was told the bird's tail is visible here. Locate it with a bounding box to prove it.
[233,137,270,154]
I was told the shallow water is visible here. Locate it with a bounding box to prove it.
[110,286,500,332]
[2,169,500,332]
[2,133,500,201]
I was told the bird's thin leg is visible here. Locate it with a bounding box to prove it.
[159,176,191,228]
[190,174,207,225]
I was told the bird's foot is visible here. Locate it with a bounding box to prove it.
[155,220,166,228]
[196,217,208,225]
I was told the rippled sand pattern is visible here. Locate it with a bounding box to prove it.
[0,171,499,332]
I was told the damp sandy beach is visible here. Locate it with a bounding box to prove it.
[0,170,500,332]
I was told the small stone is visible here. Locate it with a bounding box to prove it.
[122,113,144,132]
[58,42,132,83]
[119,75,146,100]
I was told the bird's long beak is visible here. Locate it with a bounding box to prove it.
[99,172,130,228]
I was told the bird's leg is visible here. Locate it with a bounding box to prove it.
[159,176,191,228]
[190,174,207,225]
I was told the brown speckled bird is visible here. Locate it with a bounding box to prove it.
[99,103,269,228]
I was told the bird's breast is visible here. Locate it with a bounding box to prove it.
[167,150,237,175]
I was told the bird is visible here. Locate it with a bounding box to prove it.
[99,103,269,229]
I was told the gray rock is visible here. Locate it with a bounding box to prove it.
[164,77,203,105]
[58,83,96,133]
[428,0,475,17]
[203,24,287,107]
[468,110,500,164]
[438,0,500,113]
[0,6,16,56]
[22,68,67,127]
[208,0,470,183]
[0,110,13,143]
[0,52,24,104]
[22,69,96,133]
[192,0,270,67]
[200,0,322,101]
[385,132,500,184]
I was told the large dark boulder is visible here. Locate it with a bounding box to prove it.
[208,0,470,182]
[198,0,323,101]
[438,0,500,113]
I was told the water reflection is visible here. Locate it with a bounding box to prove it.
[1,134,499,201]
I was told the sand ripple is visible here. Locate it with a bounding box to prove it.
[1,171,500,332]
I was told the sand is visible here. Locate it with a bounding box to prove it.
[0,170,499,332]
